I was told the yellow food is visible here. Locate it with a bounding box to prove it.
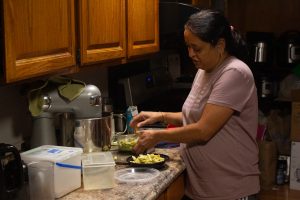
[131,154,165,164]
[118,137,137,151]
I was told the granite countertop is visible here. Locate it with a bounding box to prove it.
[59,147,185,200]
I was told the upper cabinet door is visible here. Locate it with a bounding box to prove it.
[3,0,76,83]
[79,0,126,65]
[127,0,159,58]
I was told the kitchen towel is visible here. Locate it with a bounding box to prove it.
[28,76,86,117]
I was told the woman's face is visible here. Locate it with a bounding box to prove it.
[184,28,222,72]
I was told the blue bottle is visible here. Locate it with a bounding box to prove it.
[126,106,138,134]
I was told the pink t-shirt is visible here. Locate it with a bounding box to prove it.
[181,57,260,200]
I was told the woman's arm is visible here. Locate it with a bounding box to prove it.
[134,103,234,153]
[130,111,183,128]
[161,112,183,126]
[159,103,234,143]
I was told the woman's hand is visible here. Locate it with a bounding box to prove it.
[133,129,159,154]
[130,111,162,128]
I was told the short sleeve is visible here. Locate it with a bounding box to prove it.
[208,67,256,112]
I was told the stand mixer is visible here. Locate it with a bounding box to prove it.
[30,85,112,152]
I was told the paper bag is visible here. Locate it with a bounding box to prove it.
[258,141,277,190]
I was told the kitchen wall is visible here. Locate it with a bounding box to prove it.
[0,66,109,149]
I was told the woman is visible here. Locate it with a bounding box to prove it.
[130,9,260,200]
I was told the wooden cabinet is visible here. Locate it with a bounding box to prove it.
[157,173,185,200]
[79,0,159,63]
[2,0,159,83]
[226,0,300,36]
[78,0,126,65]
[3,0,76,83]
[127,0,159,58]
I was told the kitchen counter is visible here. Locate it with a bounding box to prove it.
[59,147,185,200]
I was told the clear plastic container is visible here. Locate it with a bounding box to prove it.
[21,145,82,198]
[28,161,55,200]
[117,134,138,152]
[82,152,115,190]
[114,167,160,183]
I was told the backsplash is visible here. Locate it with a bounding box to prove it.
[0,84,31,149]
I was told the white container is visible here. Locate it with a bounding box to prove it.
[82,152,115,190]
[290,141,300,190]
[21,145,83,198]
[28,161,55,200]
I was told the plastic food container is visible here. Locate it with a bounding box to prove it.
[115,167,160,184]
[82,152,115,190]
[117,134,138,152]
[21,145,82,198]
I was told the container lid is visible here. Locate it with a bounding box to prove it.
[21,145,83,163]
[82,152,115,166]
[114,167,160,183]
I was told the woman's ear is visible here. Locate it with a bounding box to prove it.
[216,38,226,53]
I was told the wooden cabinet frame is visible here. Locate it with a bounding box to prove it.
[3,0,76,83]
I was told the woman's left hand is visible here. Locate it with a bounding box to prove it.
[133,129,159,154]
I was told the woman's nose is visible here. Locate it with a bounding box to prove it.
[188,47,196,58]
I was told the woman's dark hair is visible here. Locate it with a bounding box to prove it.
[185,9,249,64]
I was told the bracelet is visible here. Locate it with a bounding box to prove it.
[160,111,166,124]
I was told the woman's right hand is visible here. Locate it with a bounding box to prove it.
[129,111,163,128]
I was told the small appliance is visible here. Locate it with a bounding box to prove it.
[246,32,275,67]
[117,70,172,109]
[30,84,112,153]
[277,30,300,67]
[0,143,29,200]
